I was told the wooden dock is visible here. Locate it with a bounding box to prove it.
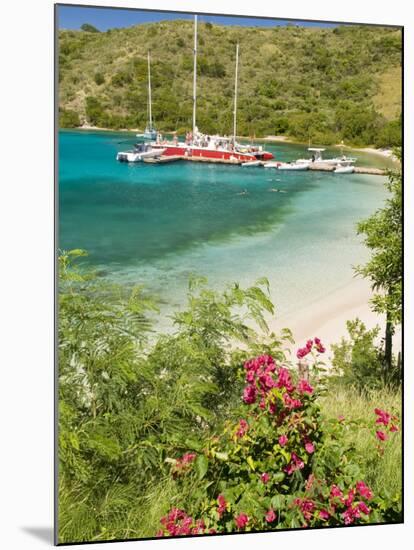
[308,163,385,175]
[143,155,385,175]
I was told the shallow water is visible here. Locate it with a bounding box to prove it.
[58,130,390,329]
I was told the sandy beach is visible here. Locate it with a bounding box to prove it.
[270,276,401,362]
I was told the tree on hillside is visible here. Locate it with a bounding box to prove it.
[81,23,100,33]
[355,148,402,380]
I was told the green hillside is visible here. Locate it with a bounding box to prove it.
[58,21,402,147]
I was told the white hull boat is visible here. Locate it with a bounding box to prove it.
[116,144,165,162]
[241,160,262,167]
[263,161,280,168]
[334,164,355,174]
[277,162,309,171]
[297,148,357,167]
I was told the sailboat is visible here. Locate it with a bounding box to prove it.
[151,16,274,162]
[136,51,157,141]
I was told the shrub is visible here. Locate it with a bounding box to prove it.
[81,23,100,33]
[157,347,401,536]
[94,72,105,85]
[59,109,80,128]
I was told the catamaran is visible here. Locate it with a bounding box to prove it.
[151,16,274,163]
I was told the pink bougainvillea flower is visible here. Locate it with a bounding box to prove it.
[338,415,346,422]
[265,509,277,523]
[276,367,294,392]
[235,513,249,530]
[298,379,314,394]
[243,384,257,405]
[285,452,305,475]
[319,509,330,520]
[358,501,371,515]
[278,434,288,447]
[217,494,227,518]
[261,472,270,484]
[283,393,302,409]
[294,498,315,521]
[305,441,315,454]
[156,529,164,538]
[376,430,388,441]
[356,481,373,500]
[390,424,399,432]
[374,408,391,426]
[344,489,356,507]
[330,485,343,499]
[182,452,196,464]
[342,504,360,525]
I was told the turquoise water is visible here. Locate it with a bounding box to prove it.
[59,130,390,327]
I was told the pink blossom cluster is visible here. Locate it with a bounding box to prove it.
[284,452,305,475]
[294,497,315,521]
[374,408,399,442]
[242,355,313,413]
[292,480,373,527]
[158,509,209,537]
[235,513,249,529]
[217,494,228,518]
[296,337,326,360]
[329,481,373,525]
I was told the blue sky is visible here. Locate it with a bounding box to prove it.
[57,5,338,31]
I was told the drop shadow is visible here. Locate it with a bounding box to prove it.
[21,526,54,544]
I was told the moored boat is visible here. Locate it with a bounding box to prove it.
[242,160,262,167]
[151,16,274,164]
[334,164,355,174]
[296,148,357,166]
[116,143,165,162]
[277,162,309,171]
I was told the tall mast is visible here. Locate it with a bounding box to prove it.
[233,43,239,144]
[193,15,198,136]
[147,51,152,130]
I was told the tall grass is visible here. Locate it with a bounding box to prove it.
[320,386,402,500]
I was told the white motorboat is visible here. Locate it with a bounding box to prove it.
[277,162,309,171]
[116,143,165,162]
[241,160,262,167]
[334,164,355,174]
[297,148,357,166]
[263,161,280,169]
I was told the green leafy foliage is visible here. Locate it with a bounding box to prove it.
[330,319,399,390]
[81,23,100,33]
[355,149,402,375]
[58,251,290,543]
[57,249,402,542]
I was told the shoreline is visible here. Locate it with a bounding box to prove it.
[270,276,401,361]
[64,126,397,159]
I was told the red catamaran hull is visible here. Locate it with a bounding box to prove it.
[153,144,273,162]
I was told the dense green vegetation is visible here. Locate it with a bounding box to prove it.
[58,21,402,147]
[356,149,402,377]
[58,249,402,543]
